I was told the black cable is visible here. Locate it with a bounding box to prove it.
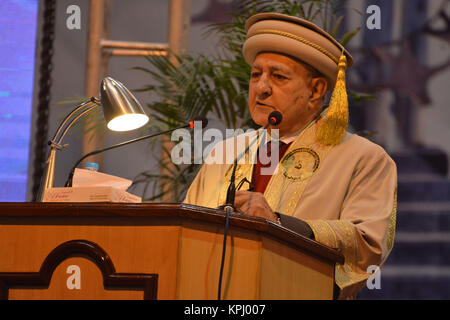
[65,123,196,187]
[64,116,208,187]
[217,205,232,300]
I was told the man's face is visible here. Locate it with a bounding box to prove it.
[248,52,318,136]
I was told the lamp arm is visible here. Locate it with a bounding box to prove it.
[37,97,100,201]
[50,97,100,147]
[55,104,99,147]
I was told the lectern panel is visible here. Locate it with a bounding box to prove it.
[259,237,334,299]
[0,203,342,300]
[176,220,261,300]
[0,223,179,299]
[8,257,145,300]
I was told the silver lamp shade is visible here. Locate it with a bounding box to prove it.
[100,77,149,131]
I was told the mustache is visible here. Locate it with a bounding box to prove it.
[255,101,275,108]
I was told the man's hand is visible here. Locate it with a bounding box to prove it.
[234,190,279,223]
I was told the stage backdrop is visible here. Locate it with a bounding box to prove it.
[0,0,38,201]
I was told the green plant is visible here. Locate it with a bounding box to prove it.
[131,0,367,202]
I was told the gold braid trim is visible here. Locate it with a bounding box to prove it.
[263,119,333,214]
[247,29,339,64]
[386,188,397,252]
[304,220,338,249]
[305,219,371,299]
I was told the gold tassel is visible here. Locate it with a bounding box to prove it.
[316,53,348,146]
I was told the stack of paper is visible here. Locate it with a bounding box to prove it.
[42,168,141,203]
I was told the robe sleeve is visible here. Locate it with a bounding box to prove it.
[184,142,228,207]
[184,162,207,205]
[304,149,397,299]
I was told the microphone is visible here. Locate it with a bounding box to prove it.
[268,111,282,126]
[188,116,208,129]
[224,110,282,209]
[64,116,208,187]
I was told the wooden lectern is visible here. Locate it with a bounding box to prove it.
[0,202,343,300]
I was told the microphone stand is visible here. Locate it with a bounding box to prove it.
[64,119,206,187]
[222,126,267,212]
[217,125,267,301]
[217,111,281,300]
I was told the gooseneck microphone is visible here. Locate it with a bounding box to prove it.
[217,110,282,300]
[64,116,208,187]
[224,110,282,210]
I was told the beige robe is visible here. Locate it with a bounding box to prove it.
[184,119,397,299]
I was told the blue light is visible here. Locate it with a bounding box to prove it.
[0,0,38,201]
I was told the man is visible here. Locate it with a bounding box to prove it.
[184,13,397,299]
